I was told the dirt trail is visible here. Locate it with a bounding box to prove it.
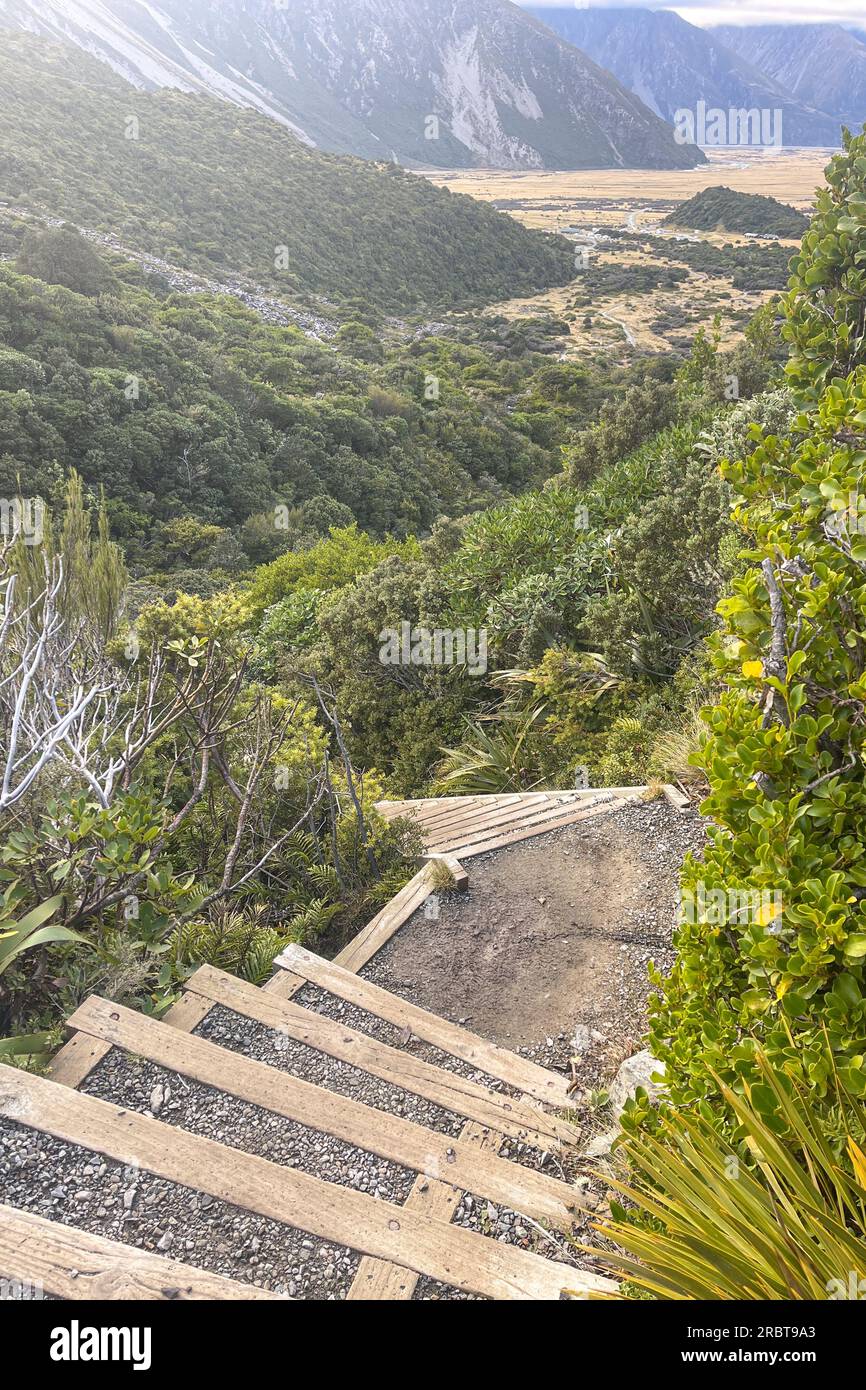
[362,801,705,1087]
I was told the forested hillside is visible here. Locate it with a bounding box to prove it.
[0,34,574,312]
[0,221,631,564]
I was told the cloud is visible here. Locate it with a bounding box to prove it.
[671,0,866,26]
[527,0,866,27]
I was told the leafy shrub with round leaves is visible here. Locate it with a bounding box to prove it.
[650,367,866,1107]
[784,128,866,401]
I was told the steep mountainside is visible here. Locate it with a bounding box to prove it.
[529,6,844,148]
[0,34,577,311]
[713,23,866,130]
[0,0,704,169]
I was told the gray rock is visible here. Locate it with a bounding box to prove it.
[582,1050,665,1160]
[608,1049,665,1119]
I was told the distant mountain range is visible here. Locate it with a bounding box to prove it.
[712,23,866,131]
[0,0,704,170]
[529,7,848,148]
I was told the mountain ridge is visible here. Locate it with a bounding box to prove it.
[712,22,866,131]
[529,6,846,148]
[0,0,705,169]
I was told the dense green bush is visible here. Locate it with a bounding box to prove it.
[651,135,866,1110]
[785,129,866,399]
[664,185,808,238]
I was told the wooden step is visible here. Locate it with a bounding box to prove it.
[67,996,583,1233]
[452,798,630,859]
[334,864,438,972]
[428,795,615,856]
[417,793,581,840]
[185,965,580,1149]
[276,943,573,1109]
[0,1203,286,1301]
[346,1121,497,1301]
[402,794,534,833]
[0,1069,613,1301]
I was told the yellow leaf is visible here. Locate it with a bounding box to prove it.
[848,1138,866,1190]
[742,660,764,679]
[756,899,783,926]
[775,977,791,999]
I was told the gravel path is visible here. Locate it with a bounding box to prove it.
[0,1120,357,1298]
[361,800,706,1103]
[191,1005,599,1275]
[291,981,520,1096]
[82,1050,417,1206]
[195,1004,467,1138]
[0,800,701,1301]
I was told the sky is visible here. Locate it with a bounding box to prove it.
[522,1,866,29]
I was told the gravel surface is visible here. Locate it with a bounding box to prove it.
[291,981,520,1096]
[413,1276,485,1301]
[82,1049,417,1206]
[195,1004,467,1138]
[0,1120,357,1298]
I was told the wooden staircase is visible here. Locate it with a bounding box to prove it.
[0,943,616,1302]
[375,788,646,860]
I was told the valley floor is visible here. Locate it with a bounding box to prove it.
[426,148,828,359]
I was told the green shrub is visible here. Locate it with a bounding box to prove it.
[651,390,866,1103]
[785,129,866,399]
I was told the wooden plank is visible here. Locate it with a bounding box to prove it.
[0,1203,287,1301]
[389,796,498,827]
[424,793,602,841]
[428,795,613,855]
[406,794,533,834]
[0,1070,611,1300]
[419,804,555,845]
[48,947,310,1100]
[334,864,437,973]
[346,1175,464,1300]
[185,965,579,1148]
[162,991,213,1032]
[416,791,555,827]
[262,970,305,1001]
[67,997,583,1232]
[276,944,573,1109]
[378,793,590,811]
[347,1121,496,1301]
[455,799,629,860]
[47,1032,112,1090]
[49,985,224,1094]
[433,854,469,892]
[663,783,692,814]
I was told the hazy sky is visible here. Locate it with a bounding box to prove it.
[524,1,866,28]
